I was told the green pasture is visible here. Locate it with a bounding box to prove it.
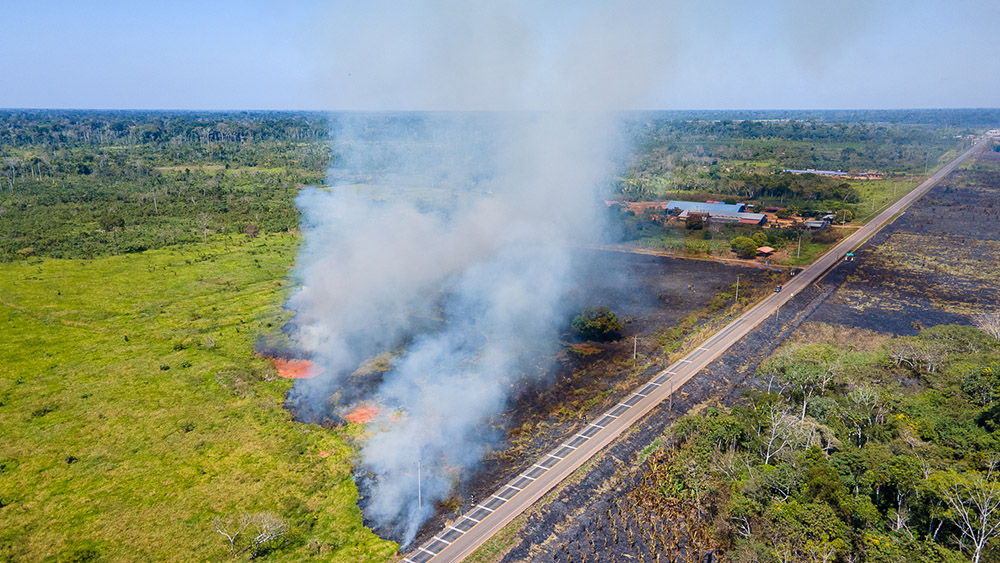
[0,234,396,562]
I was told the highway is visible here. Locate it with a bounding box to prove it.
[402,137,991,563]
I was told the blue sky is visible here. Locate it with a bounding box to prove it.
[2,0,997,110]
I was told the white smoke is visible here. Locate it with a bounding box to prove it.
[288,1,678,546]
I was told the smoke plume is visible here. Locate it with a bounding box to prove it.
[288,1,676,545]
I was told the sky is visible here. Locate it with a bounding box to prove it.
[1,0,998,111]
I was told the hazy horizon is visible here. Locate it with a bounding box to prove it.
[3,0,999,111]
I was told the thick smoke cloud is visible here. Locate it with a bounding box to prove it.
[288,1,677,546]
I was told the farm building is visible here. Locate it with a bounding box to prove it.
[666,200,746,215]
[782,168,847,177]
[804,219,829,229]
[668,200,767,226]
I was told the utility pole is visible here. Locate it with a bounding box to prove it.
[633,336,637,360]
[417,460,422,509]
[797,232,802,259]
[735,274,741,305]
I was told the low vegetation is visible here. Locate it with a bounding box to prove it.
[571,306,624,342]
[0,234,398,561]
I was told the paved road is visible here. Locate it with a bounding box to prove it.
[402,137,991,563]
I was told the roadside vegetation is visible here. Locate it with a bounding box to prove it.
[539,321,1000,563]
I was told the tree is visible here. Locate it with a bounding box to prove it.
[751,231,768,246]
[99,213,124,256]
[198,212,210,244]
[730,236,758,259]
[246,224,258,247]
[212,514,250,554]
[16,246,35,264]
[571,306,623,342]
[972,311,1000,343]
[962,365,1000,407]
[685,214,704,230]
[211,512,288,557]
[834,208,853,224]
[933,460,1000,563]
[247,512,289,557]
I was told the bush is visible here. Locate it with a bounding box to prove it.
[730,236,759,259]
[571,306,623,342]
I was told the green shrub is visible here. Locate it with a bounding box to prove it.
[571,306,623,342]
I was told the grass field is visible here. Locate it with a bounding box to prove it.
[0,235,397,562]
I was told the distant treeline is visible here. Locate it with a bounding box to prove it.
[0,111,333,261]
[0,109,331,147]
[624,108,1000,128]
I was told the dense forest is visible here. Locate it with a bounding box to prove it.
[615,117,981,202]
[0,111,332,261]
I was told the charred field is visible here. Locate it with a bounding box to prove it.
[460,151,1000,562]
[808,152,1000,335]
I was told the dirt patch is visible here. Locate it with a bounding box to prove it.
[270,358,321,379]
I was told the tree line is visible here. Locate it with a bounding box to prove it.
[0,111,334,261]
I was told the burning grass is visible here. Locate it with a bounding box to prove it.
[345,403,380,424]
[270,357,322,379]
